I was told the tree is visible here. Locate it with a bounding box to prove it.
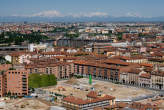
[116,32,123,40]
[65,33,79,39]
[0,32,48,45]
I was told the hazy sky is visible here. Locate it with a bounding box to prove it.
[0,0,164,17]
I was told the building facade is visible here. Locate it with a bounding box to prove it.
[0,69,28,97]
[62,93,115,110]
[73,60,120,82]
[5,70,28,96]
[25,61,73,79]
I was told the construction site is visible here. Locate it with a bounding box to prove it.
[0,98,54,110]
[44,78,158,101]
[1,78,164,110]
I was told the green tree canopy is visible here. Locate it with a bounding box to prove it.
[0,32,48,45]
[116,32,123,40]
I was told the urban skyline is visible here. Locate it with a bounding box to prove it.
[0,1,164,110]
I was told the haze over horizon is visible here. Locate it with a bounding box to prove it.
[0,0,164,18]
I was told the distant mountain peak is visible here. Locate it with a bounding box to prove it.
[0,15,164,22]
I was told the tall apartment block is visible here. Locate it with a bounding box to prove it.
[0,69,28,97]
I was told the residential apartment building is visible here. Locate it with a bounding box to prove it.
[139,71,151,88]
[151,71,164,90]
[73,59,164,90]
[5,70,28,96]
[0,69,28,97]
[0,64,12,71]
[73,60,120,82]
[25,60,73,79]
[10,51,35,65]
[62,91,115,110]
[0,73,5,97]
[119,65,164,90]
[119,67,141,85]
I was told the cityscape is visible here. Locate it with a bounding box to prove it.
[0,0,164,110]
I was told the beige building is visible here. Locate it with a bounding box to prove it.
[119,67,140,85]
[138,71,151,88]
[151,71,164,90]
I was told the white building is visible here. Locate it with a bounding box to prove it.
[5,55,12,62]
[28,43,48,52]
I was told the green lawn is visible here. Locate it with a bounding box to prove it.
[29,73,57,88]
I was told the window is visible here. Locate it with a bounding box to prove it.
[46,68,48,74]
[69,65,71,74]
[30,69,32,73]
[65,67,67,77]
[50,68,52,74]
[104,69,107,78]
[98,68,101,77]
[34,69,38,73]
[59,66,62,70]
[77,65,79,74]
[88,66,91,74]
[93,67,96,77]
[81,66,84,75]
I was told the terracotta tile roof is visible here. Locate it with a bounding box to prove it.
[41,51,67,55]
[144,67,153,72]
[112,56,131,60]
[0,64,12,71]
[25,61,72,69]
[53,56,81,60]
[63,95,115,105]
[87,91,98,98]
[101,59,130,66]
[63,96,86,105]
[73,60,120,70]
[10,51,36,56]
[93,107,103,110]
[120,66,141,74]
[119,55,147,60]
[139,63,153,67]
[151,71,164,76]
[140,73,151,79]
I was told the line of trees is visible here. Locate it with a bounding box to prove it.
[65,32,79,39]
[50,27,79,39]
[0,32,48,45]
